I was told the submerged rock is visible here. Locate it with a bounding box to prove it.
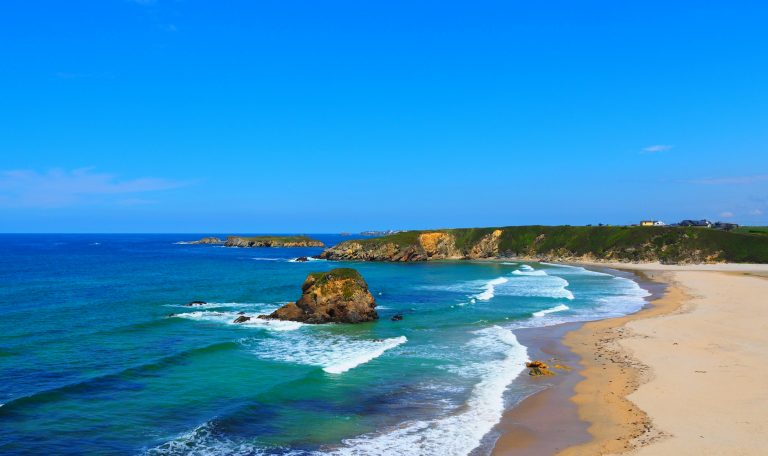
[391,314,404,321]
[233,315,251,323]
[259,268,377,324]
[526,360,555,376]
[294,256,309,262]
[187,301,207,306]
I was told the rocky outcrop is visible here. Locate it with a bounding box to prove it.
[469,229,503,258]
[233,315,251,323]
[321,230,499,261]
[319,231,465,261]
[190,237,223,245]
[526,360,555,376]
[183,235,324,247]
[418,232,462,258]
[187,301,207,306]
[259,268,377,324]
[223,236,324,248]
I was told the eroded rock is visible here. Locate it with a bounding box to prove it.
[526,360,555,376]
[259,268,377,324]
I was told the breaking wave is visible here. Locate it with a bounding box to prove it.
[246,334,407,374]
[327,326,528,455]
[172,310,304,331]
[473,277,509,301]
[532,304,570,317]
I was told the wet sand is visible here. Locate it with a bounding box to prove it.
[493,263,768,455]
[490,322,590,455]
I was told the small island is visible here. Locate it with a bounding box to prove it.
[257,268,377,324]
[186,235,325,248]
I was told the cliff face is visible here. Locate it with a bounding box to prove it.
[259,268,377,324]
[321,229,503,261]
[320,226,768,264]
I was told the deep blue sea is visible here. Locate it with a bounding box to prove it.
[0,234,649,455]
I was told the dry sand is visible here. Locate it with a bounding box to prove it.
[559,263,768,456]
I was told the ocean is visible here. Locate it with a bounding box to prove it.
[0,234,650,455]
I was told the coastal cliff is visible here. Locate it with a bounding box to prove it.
[188,235,324,248]
[259,268,377,323]
[320,226,768,264]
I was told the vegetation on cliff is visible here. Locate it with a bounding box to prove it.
[320,226,768,264]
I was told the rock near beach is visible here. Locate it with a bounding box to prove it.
[526,360,555,376]
[259,268,377,324]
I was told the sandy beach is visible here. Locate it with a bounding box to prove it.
[494,262,768,456]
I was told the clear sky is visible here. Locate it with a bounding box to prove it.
[1,1,767,232]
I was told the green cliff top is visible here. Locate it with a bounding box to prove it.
[348,225,768,263]
[308,268,364,285]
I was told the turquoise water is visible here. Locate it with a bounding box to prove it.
[0,234,649,455]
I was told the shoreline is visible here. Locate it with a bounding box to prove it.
[492,262,768,455]
[490,266,666,456]
[489,322,590,455]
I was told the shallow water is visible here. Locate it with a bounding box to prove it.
[0,234,649,455]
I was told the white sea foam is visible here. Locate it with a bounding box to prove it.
[323,336,407,374]
[145,421,289,456]
[591,276,651,317]
[498,271,575,300]
[165,302,273,310]
[422,269,574,301]
[532,304,570,317]
[473,277,509,301]
[251,257,285,261]
[172,310,304,331]
[511,269,547,276]
[329,326,528,456]
[519,264,534,271]
[286,257,327,263]
[540,262,613,276]
[248,334,407,374]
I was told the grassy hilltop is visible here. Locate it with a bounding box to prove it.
[322,225,768,264]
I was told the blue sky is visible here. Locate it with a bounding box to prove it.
[1,0,767,232]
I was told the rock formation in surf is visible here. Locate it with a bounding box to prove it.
[259,268,377,324]
[526,360,555,376]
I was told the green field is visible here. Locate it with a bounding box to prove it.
[733,226,768,236]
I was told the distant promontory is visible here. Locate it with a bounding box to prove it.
[320,226,768,264]
[186,235,324,248]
